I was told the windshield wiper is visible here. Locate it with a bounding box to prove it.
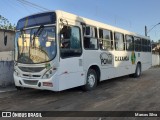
[32,25,44,47]
[33,25,44,39]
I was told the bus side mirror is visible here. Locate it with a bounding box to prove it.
[60,26,71,39]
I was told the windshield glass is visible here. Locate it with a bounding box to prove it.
[15,26,56,64]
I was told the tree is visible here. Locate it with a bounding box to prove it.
[152,41,160,54]
[0,15,15,30]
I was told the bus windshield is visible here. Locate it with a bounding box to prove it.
[15,26,56,64]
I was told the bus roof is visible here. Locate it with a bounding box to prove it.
[17,10,149,39]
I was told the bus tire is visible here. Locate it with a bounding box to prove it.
[134,64,141,78]
[82,69,97,91]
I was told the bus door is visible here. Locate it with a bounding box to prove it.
[58,22,84,90]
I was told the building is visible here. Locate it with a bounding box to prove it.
[0,29,15,87]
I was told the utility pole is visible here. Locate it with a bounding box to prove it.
[145,26,147,36]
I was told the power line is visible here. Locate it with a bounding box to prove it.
[7,0,27,14]
[17,0,43,12]
[17,0,50,12]
[22,0,49,11]
[17,0,45,12]
[18,0,46,12]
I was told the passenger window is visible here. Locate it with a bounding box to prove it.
[126,35,134,51]
[142,38,150,52]
[60,26,82,58]
[83,26,98,50]
[134,37,141,52]
[99,29,113,50]
[147,40,151,52]
[114,32,125,51]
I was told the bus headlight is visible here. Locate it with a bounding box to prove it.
[42,67,56,79]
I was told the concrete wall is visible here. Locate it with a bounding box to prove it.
[0,29,15,87]
[0,51,14,87]
[152,54,160,66]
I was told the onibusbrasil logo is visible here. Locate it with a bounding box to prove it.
[131,51,136,64]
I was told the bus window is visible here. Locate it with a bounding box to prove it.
[83,26,98,50]
[142,38,148,52]
[99,29,113,50]
[134,37,141,52]
[60,26,82,58]
[126,35,134,51]
[147,40,151,52]
[114,32,125,51]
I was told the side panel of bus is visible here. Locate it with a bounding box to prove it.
[113,51,136,77]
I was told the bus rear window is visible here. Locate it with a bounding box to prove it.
[16,12,56,30]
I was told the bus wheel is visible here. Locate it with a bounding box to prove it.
[82,69,97,91]
[134,64,141,78]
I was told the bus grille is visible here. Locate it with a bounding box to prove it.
[23,80,38,85]
[23,74,41,78]
[19,67,45,72]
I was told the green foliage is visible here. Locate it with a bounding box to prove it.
[0,15,15,30]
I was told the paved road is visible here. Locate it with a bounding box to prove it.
[0,67,160,120]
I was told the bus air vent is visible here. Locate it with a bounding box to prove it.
[23,80,38,85]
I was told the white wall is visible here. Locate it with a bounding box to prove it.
[152,54,160,66]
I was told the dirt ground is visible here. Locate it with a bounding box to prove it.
[0,67,160,120]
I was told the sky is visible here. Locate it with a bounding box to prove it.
[0,0,160,41]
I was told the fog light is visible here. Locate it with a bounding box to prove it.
[38,82,41,87]
[43,82,53,87]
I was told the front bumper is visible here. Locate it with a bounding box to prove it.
[13,73,59,91]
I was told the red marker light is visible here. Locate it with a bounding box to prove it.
[43,82,53,87]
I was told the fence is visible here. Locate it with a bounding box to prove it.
[152,54,160,66]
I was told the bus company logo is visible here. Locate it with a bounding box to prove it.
[45,63,51,69]
[100,53,112,65]
[131,51,136,64]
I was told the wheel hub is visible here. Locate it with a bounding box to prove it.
[88,74,95,87]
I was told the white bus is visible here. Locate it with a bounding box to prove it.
[14,10,152,91]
